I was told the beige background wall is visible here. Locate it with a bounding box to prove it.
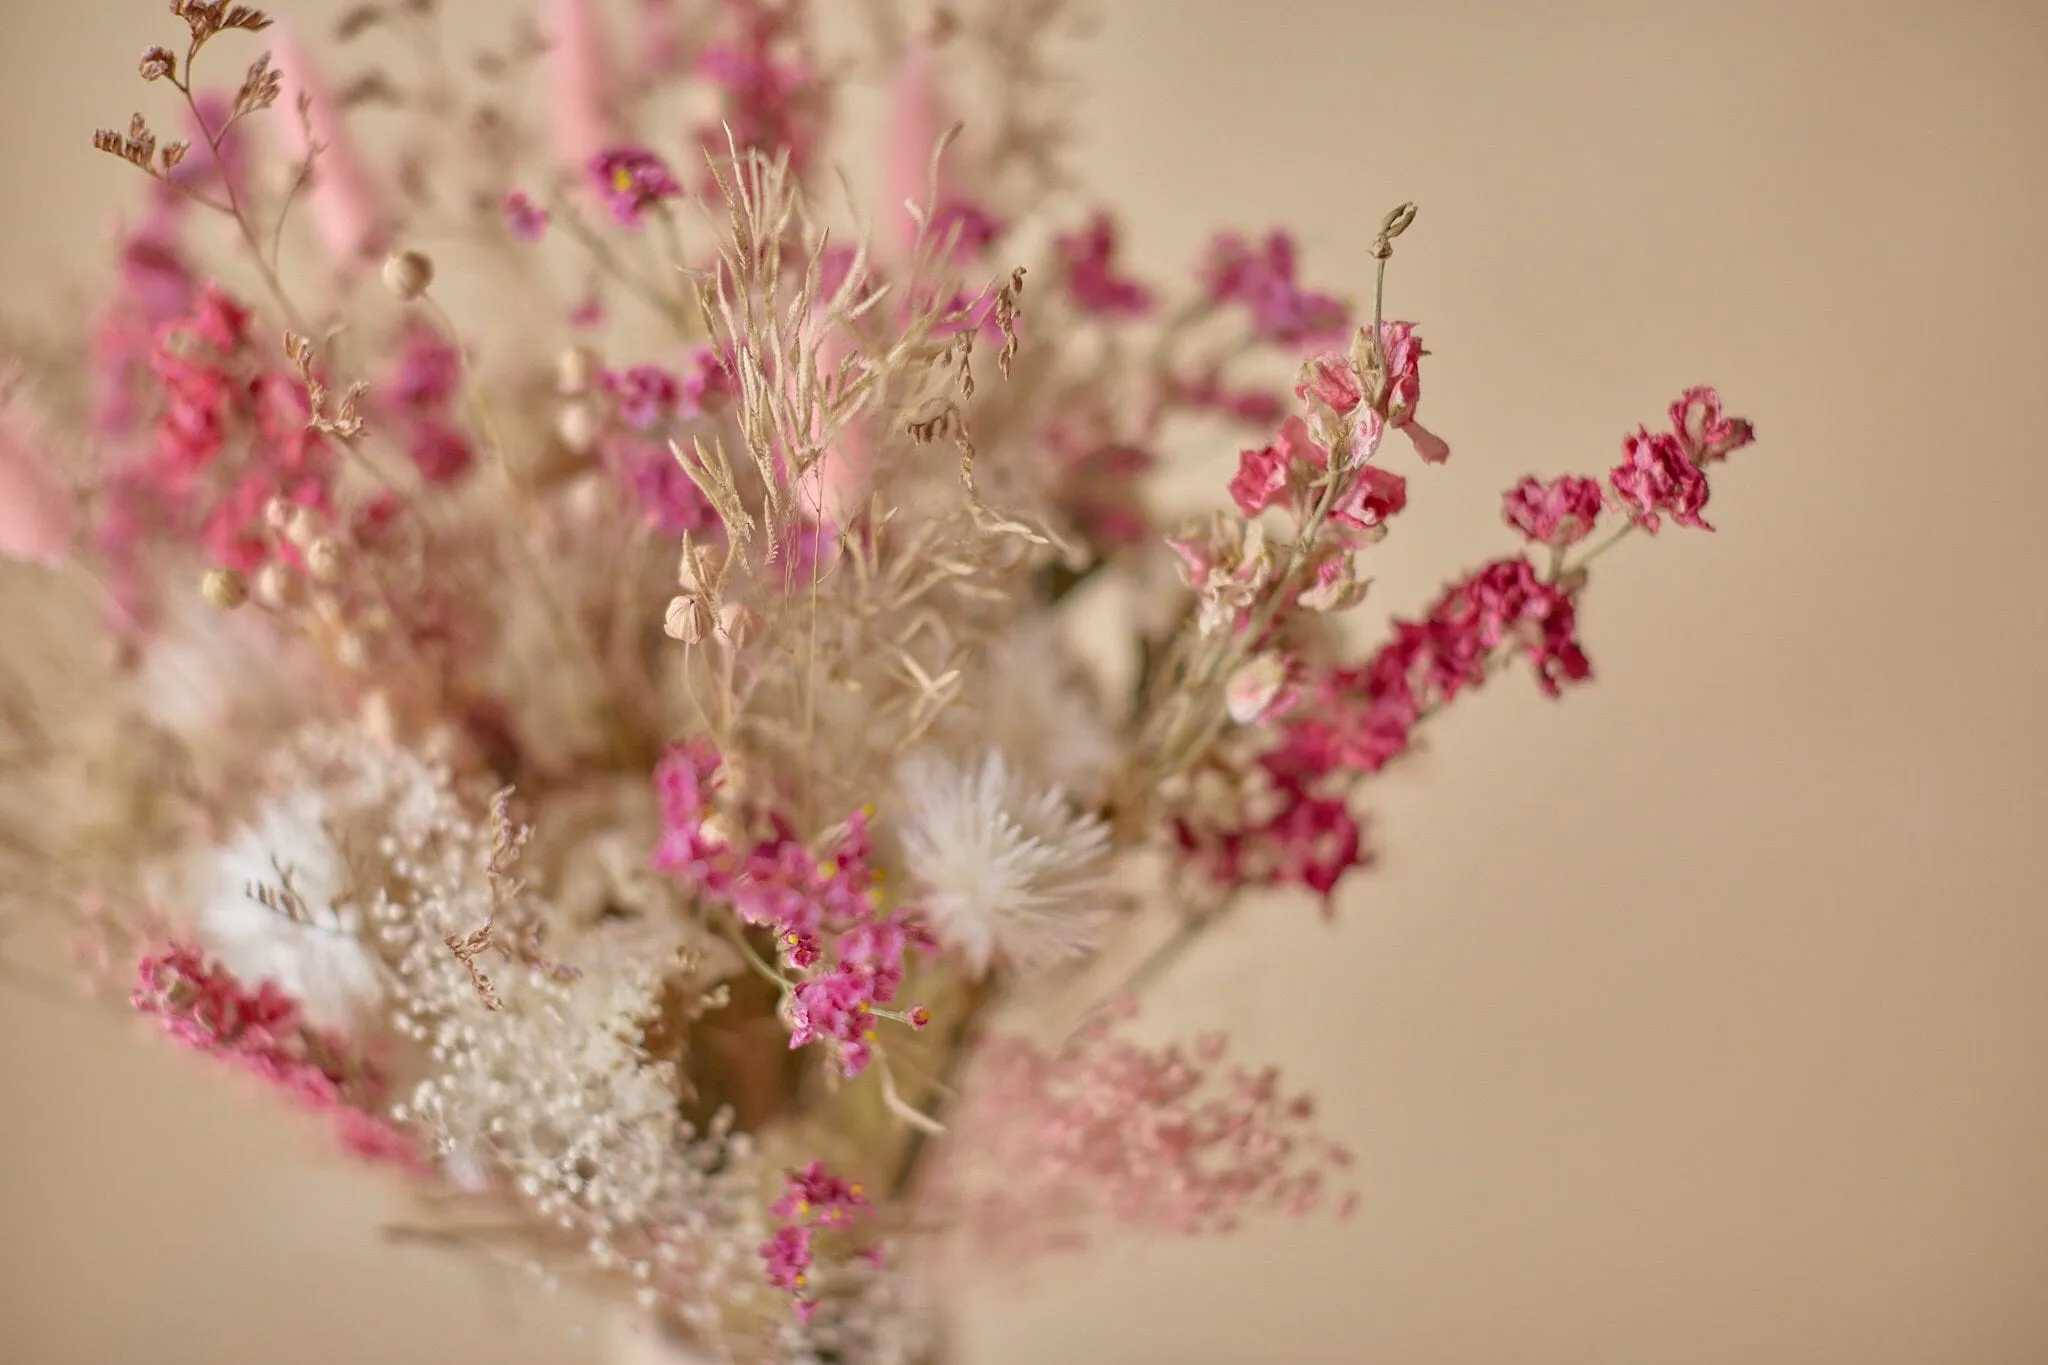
[5,2,2048,1362]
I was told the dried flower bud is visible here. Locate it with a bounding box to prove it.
[139,47,177,81]
[305,537,344,583]
[1225,654,1293,725]
[381,249,434,300]
[1379,201,1419,242]
[555,398,600,455]
[263,496,294,531]
[664,594,711,643]
[334,630,371,670]
[555,345,598,395]
[253,560,300,610]
[200,567,249,610]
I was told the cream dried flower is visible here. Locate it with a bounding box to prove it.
[895,746,1111,978]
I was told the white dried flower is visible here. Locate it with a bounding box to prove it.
[196,784,385,1034]
[895,747,1111,978]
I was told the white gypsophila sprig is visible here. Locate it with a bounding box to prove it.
[263,726,771,1340]
[895,746,1111,978]
[196,782,385,1035]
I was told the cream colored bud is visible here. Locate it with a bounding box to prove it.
[664,594,711,643]
[253,560,300,610]
[555,346,598,396]
[305,537,344,584]
[381,249,435,301]
[263,496,294,531]
[200,566,248,610]
[334,630,371,670]
[1225,654,1291,726]
[556,398,600,456]
[284,504,321,547]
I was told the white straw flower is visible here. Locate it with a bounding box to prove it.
[196,784,385,1035]
[894,747,1111,978]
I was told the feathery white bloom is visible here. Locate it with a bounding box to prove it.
[196,784,385,1035]
[895,747,1111,977]
[959,614,1117,801]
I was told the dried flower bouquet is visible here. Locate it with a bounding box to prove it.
[0,2,1756,1361]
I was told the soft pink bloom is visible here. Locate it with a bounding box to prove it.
[0,399,74,566]
[1374,322,1451,464]
[1502,474,1603,547]
[1330,462,1407,533]
[600,363,682,429]
[622,443,714,534]
[760,1222,814,1293]
[772,1161,871,1226]
[1228,416,1319,518]
[538,0,624,174]
[1294,352,1362,415]
[388,327,461,411]
[695,2,822,182]
[270,28,388,265]
[1201,231,1349,346]
[406,419,475,485]
[503,190,550,242]
[590,147,682,228]
[1055,213,1153,317]
[1610,428,1711,533]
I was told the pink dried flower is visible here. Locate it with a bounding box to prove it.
[590,147,681,228]
[1055,212,1153,317]
[503,190,550,242]
[1295,351,1362,415]
[539,0,624,174]
[1330,461,1407,534]
[388,326,460,411]
[1374,322,1451,464]
[1201,230,1350,346]
[1503,474,1603,547]
[1168,513,1276,636]
[405,419,475,485]
[623,443,714,535]
[131,943,420,1171]
[771,1161,872,1227]
[1610,428,1711,533]
[600,363,681,429]
[696,1,823,181]
[1670,385,1756,464]
[1228,416,1317,518]
[270,28,388,265]
[761,1222,814,1292]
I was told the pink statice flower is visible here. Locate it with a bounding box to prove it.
[1055,212,1153,317]
[504,190,550,242]
[1502,474,1603,548]
[694,0,824,181]
[590,147,682,227]
[1669,385,1756,464]
[1201,230,1349,346]
[622,443,715,535]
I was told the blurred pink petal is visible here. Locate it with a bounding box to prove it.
[882,32,954,264]
[540,0,625,174]
[810,331,870,522]
[0,400,74,566]
[271,28,388,266]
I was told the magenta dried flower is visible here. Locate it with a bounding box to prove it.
[590,146,682,227]
[503,190,550,242]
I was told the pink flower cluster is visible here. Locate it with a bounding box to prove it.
[96,282,335,592]
[130,943,419,1168]
[385,326,474,485]
[693,0,823,181]
[651,744,932,1077]
[1055,212,1154,318]
[760,1160,875,1322]
[941,1014,1355,1262]
[1609,385,1757,533]
[1201,230,1349,346]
